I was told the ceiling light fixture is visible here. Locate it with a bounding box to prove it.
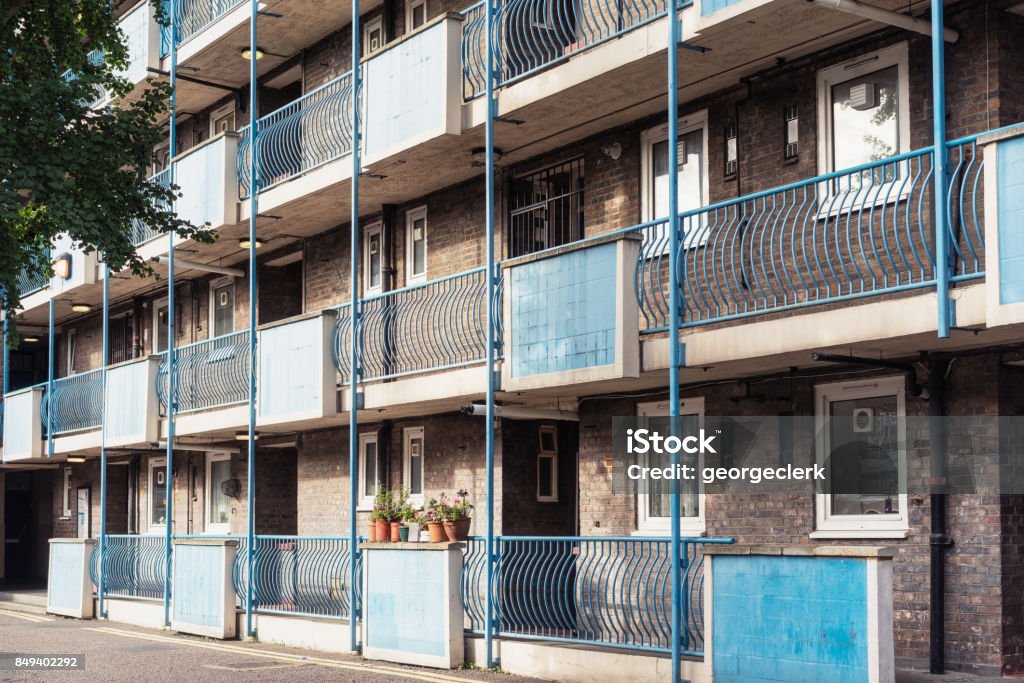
[71,303,92,313]
[239,238,265,250]
[240,47,265,61]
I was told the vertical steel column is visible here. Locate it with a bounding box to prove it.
[483,0,498,668]
[348,0,362,654]
[46,298,54,457]
[2,312,7,397]
[666,1,683,680]
[932,0,950,338]
[98,265,110,618]
[162,0,179,628]
[245,0,259,639]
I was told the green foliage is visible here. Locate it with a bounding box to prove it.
[0,0,213,336]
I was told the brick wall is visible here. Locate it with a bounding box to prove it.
[500,418,577,536]
[52,460,128,538]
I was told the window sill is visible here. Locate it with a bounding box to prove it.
[809,529,910,540]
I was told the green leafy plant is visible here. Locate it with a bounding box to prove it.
[427,489,473,522]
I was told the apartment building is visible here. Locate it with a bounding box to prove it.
[3,0,1024,678]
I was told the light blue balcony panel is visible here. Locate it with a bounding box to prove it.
[998,136,1024,304]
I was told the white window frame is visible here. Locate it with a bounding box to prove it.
[364,222,384,295]
[406,0,427,31]
[640,109,710,251]
[635,397,706,535]
[815,43,911,213]
[358,432,383,510]
[148,456,168,533]
[537,424,558,503]
[204,452,232,534]
[208,276,236,338]
[811,376,909,539]
[402,426,425,506]
[152,296,168,354]
[66,328,78,375]
[405,206,427,284]
[62,467,73,518]
[209,102,235,137]
[364,16,384,56]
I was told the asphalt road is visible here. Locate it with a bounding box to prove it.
[0,608,539,683]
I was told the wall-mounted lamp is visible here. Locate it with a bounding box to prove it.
[601,142,622,160]
[238,238,264,250]
[22,335,40,343]
[71,303,92,313]
[53,253,73,280]
[784,106,799,161]
[724,124,738,177]
[67,455,87,463]
[240,47,265,61]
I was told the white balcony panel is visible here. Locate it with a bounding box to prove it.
[257,312,337,427]
[3,387,43,461]
[119,1,161,85]
[174,133,239,229]
[104,356,161,447]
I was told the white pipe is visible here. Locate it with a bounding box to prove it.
[151,256,245,278]
[809,0,958,43]
[463,403,580,422]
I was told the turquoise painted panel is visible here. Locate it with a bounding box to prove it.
[366,549,446,656]
[48,543,84,612]
[999,136,1024,304]
[258,317,323,418]
[172,544,224,629]
[363,21,446,159]
[713,555,869,683]
[702,0,746,16]
[510,242,617,377]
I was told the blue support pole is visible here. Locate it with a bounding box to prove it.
[2,312,8,397]
[98,265,110,618]
[244,0,259,640]
[666,2,683,680]
[348,0,362,654]
[931,0,950,338]
[162,0,179,628]
[483,0,498,668]
[46,298,54,457]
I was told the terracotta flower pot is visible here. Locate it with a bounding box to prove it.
[427,521,446,543]
[444,517,471,542]
[367,521,377,543]
[390,521,402,542]
[375,520,390,542]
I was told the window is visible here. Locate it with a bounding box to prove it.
[636,398,705,534]
[209,277,235,338]
[406,207,427,283]
[153,297,169,354]
[537,425,558,502]
[205,453,232,534]
[150,143,171,176]
[508,158,584,258]
[407,0,427,30]
[641,110,709,248]
[210,103,235,136]
[109,315,134,365]
[62,467,73,518]
[812,376,908,538]
[358,432,383,509]
[816,44,910,200]
[364,223,383,294]
[66,328,77,375]
[364,16,384,55]
[148,457,168,532]
[403,427,424,505]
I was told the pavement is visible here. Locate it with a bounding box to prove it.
[0,608,538,682]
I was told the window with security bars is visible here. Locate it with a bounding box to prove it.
[508,158,584,258]
[108,316,134,365]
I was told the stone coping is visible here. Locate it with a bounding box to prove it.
[49,537,96,545]
[978,124,1024,146]
[704,544,896,558]
[360,541,465,551]
[171,538,240,547]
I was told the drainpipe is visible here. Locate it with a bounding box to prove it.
[244,0,260,640]
[348,0,363,655]
[928,357,952,673]
[131,296,143,358]
[381,204,396,376]
[163,0,179,629]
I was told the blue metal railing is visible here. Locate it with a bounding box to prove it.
[157,331,250,415]
[60,49,107,108]
[237,71,357,198]
[462,0,684,100]
[331,268,491,383]
[15,267,49,299]
[462,536,733,655]
[633,139,988,332]
[231,536,362,621]
[131,168,173,246]
[40,370,104,435]
[160,0,247,56]
[89,535,166,601]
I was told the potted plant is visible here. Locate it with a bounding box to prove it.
[370,485,393,543]
[423,503,447,543]
[389,486,410,542]
[399,493,421,543]
[428,490,473,542]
